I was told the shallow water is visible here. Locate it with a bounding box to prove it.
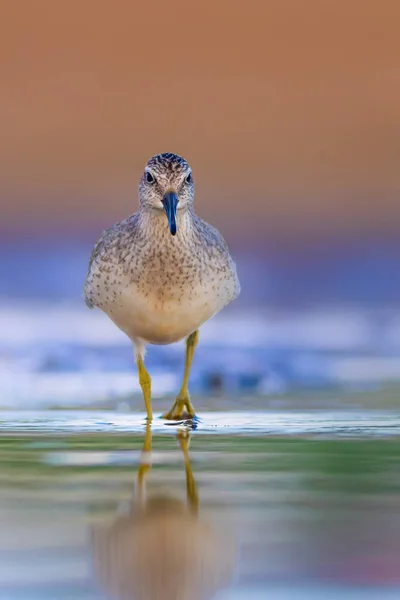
[1,409,400,437]
[2,299,400,598]
[1,412,400,599]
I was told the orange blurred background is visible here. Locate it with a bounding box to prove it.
[1,0,399,242]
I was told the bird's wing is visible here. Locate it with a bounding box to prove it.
[83,226,114,308]
[83,216,138,308]
[194,214,231,255]
[195,215,241,297]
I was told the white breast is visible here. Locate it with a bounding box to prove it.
[101,273,236,345]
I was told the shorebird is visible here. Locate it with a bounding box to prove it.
[84,152,240,420]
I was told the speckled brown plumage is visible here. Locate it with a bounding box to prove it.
[84,153,240,355]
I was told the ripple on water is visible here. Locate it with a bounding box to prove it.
[0,410,400,437]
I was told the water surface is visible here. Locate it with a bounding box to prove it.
[1,412,400,599]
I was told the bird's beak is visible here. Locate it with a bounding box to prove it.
[162,191,178,236]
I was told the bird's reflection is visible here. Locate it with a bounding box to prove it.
[91,424,235,600]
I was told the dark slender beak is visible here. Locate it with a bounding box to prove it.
[162,191,178,236]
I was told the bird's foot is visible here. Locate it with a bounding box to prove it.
[161,394,196,421]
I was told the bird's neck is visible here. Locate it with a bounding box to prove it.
[137,206,195,239]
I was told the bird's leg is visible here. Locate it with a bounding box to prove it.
[136,354,153,421]
[177,429,198,515]
[162,330,199,420]
[136,422,152,506]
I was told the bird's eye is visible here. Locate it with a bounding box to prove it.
[185,172,193,184]
[145,171,155,184]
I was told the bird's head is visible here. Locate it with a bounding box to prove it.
[139,152,194,236]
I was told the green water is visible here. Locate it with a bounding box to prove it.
[1,426,400,599]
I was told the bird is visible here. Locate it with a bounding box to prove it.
[83,152,240,421]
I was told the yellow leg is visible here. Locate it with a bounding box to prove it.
[177,429,198,515]
[137,422,152,504]
[162,330,199,420]
[137,354,152,421]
